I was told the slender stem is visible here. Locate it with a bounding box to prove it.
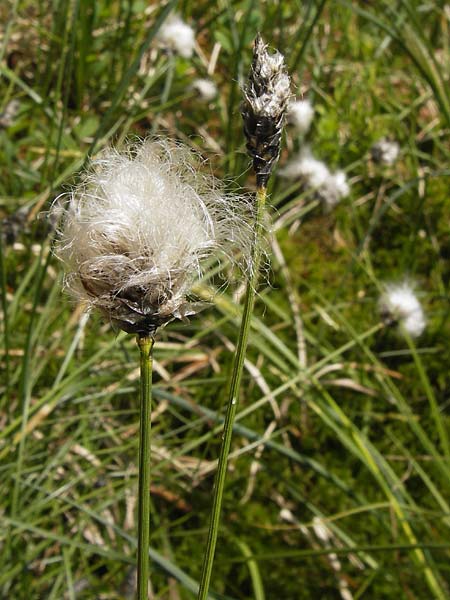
[136,334,154,600]
[197,186,267,600]
[0,225,10,409]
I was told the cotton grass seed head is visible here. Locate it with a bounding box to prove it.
[279,147,350,209]
[241,34,291,187]
[52,139,253,335]
[279,147,329,186]
[191,78,217,102]
[371,137,400,165]
[286,99,314,134]
[157,15,195,58]
[380,282,426,337]
[319,170,350,209]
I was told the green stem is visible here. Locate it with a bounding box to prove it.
[0,224,10,409]
[197,186,267,600]
[136,334,154,600]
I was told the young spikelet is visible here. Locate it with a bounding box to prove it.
[241,34,291,187]
[286,99,314,134]
[379,282,426,337]
[156,15,195,58]
[52,139,253,335]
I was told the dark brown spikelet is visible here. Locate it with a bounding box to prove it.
[241,34,291,187]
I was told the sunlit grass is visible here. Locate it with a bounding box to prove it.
[1,1,449,598]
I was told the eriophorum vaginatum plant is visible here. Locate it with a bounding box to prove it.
[52,138,252,600]
[197,34,291,600]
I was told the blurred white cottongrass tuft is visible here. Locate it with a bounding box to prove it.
[286,99,314,134]
[319,171,350,208]
[52,138,253,335]
[157,15,195,58]
[371,138,400,165]
[191,78,217,102]
[280,147,350,208]
[380,282,426,337]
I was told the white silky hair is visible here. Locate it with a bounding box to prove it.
[52,138,253,330]
[380,282,426,337]
[157,15,196,59]
[319,170,350,208]
[280,148,329,187]
[279,147,350,208]
[371,138,400,165]
[244,36,291,120]
[191,78,217,102]
[286,99,314,134]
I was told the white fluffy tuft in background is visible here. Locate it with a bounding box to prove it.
[380,282,426,337]
[191,78,217,102]
[279,147,350,208]
[286,99,314,134]
[157,15,196,58]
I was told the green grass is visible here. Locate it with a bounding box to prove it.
[1,0,450,598]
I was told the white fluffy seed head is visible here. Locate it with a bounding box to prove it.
[319,170,350,209]
[286,99,314,134]
[280,147,329,186]
[157,15,195,58]
[380,282,426,337]
[52,138,253,335]
[191,78,217,102]
[279,147,350,208]
[371,138,400,165]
